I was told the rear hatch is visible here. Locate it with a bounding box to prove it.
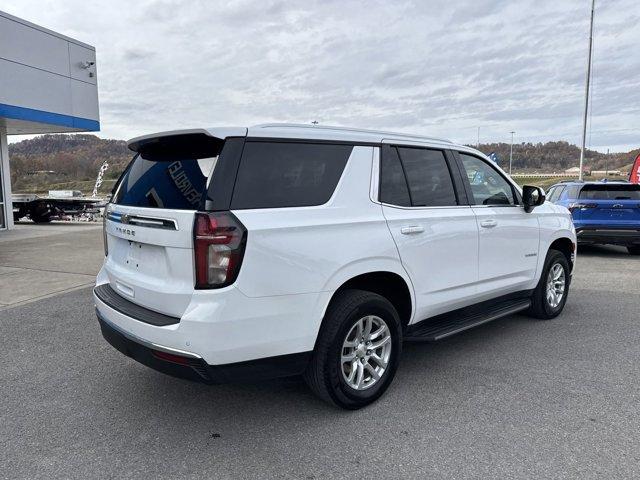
[572,183,640,227]
[103,129,245,318]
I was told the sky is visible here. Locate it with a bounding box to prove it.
[3,0,640,151]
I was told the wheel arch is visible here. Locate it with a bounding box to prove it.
[548,236,575,272]
[321,269,415,330]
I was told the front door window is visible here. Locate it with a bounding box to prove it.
[459,154,517,206]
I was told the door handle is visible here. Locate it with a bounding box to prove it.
[400,225,424,235]
[480,219,498,229]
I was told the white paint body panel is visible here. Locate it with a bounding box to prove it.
[382,205,479,319]
[103,206,197,318]
[472,205,540,295]
[95,125,576,366]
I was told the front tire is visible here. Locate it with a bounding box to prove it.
[526,249,570,320]
[304,289,402,409]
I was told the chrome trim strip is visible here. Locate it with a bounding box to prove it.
[95,307,202,360]
[128,217,165,226]
[378,202,474,211]
[107,212,177,230]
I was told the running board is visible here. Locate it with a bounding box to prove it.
[404,299,531,342]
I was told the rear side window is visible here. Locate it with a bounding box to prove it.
[396,147,457,207]
[230,142,352,209]
[112,155,216,210]
[579,184,640,200]
[379,146,411,206]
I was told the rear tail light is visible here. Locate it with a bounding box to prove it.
[194,211,247,289]
[568,203,597,213]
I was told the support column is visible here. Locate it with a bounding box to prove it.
[0,128,14,230]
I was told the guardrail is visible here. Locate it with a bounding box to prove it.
[510,173,578,178]
[510,172,626,178]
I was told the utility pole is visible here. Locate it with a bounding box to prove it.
[509,131,515,175]
[477,126,480,148]
[579,0,595,181]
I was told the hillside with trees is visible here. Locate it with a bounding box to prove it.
[9,134,131,194]
[7,134,639,194]
[476,141,639,173]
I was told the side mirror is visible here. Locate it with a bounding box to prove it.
[522,185,545,213]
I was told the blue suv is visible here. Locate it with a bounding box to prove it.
[546,180,640,255]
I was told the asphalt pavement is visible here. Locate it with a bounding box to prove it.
[1,227,639,479]
[0,222,103,308]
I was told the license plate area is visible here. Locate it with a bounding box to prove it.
[125,240,143,270]
[114,238,166,276]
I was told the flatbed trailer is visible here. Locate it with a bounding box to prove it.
[12,193,106,223]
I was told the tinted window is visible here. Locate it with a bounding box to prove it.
[379,147,410,206]
[547,185,565,202]
[459,153,516,205]
[113,155,216,210]
[396,148,457,207]
[579,184,640,200]
[231,142,352,209]
[565,186,580,199]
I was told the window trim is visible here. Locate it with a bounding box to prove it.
[453,151,522,207]
[377,145,464,209]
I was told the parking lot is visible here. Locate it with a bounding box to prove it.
[1,224,639,479]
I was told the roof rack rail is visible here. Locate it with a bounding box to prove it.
[252,123,453,144]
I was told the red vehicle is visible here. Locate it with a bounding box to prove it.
[630,153,640,184]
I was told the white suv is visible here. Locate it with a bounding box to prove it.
[95,124,576,409]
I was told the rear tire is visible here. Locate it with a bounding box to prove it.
[304,289,402,409]
[525,249,570,320]
[31,214,52,224]
[627,246,640,255]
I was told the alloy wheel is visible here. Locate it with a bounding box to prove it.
[341,315,392,391]
[546,263,566,308]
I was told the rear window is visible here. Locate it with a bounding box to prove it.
[397,147,457,207]
[230,142,352,209]
[112,133,223,210]
[112,155,216,209]
[578,184,640,200]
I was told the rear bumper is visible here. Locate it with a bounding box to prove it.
[97,310,311,384]
[93,252,332,364]
[576,227,640,246]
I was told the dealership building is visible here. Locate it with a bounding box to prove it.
[0,10,99,230]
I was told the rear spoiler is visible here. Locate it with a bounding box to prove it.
[127,128,247,160]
